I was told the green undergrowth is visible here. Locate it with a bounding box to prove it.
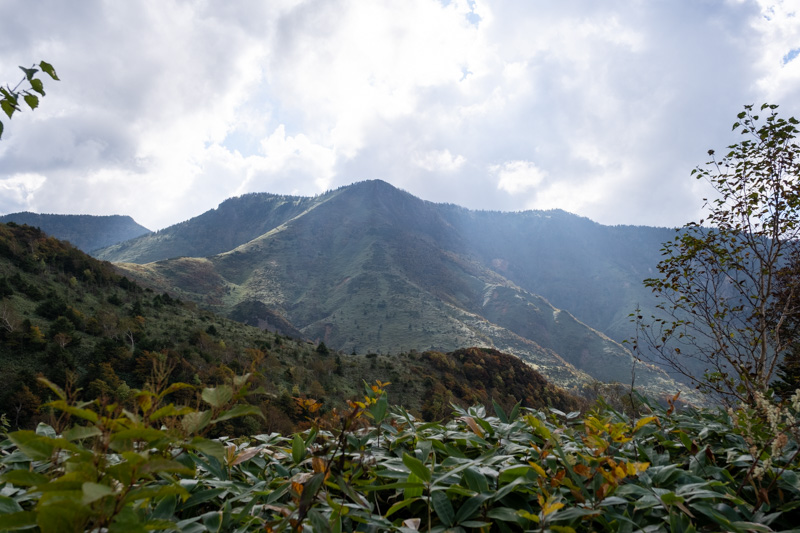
[1,376,799,532]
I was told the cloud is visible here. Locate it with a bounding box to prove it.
[413,149,466,173]
[0,0,798,230]
[492,160,547,194]
[0,173,47,211]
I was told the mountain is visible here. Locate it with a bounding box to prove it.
[0,212,151,253]
[0,222,584,430]
[95,180,691,400]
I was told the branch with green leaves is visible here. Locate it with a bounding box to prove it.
[0,61,59,140]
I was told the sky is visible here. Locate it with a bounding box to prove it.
[1,0,799,231]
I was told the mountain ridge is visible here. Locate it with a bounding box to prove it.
[0,212,151,253]
[93,180,690,400]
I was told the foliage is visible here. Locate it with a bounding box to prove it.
[2,381,799,532]
[0,61,58,140]
[638,104,800,405]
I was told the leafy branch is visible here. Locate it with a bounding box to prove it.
[0,61,59,139]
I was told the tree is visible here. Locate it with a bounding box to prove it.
[637,104,800,405]
[1,61,59,139]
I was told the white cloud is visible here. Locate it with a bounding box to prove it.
[492,160,547,194]
[1,1,799,230]
[0,173,47,209]
[412,149,466,173]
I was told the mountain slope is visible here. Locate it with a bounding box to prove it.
[107,181,688,399]
[93,193,321,263]
[0,222,585,430]
[0,212,151,253]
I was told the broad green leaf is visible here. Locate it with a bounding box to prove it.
[2,99,17,119]
[82,481,114,504]
[211,403,263,423]
[181,410,212,434]
[111,427,170,445]
[404,472,425,500]
[431,490,454,527]
[1,469,49,487]
[202,385,233,408]
[188,436,225,462]
[0,495,23,514]
[23,94,38,110]
[0,510,37,529]
[385,497,420,518]
[157,382,195,401]
[39,61,59,80]
[150,494,178,520]
[402,453,431,483]
[43,400,98,423]
[29,78,44,96]
[492,399,508,423]
[292,434,305,464]
[149,403,193,422]
[63,424,102,441]
[0,120,4,139]
[455,493,489,524]
[18,66,38,80]
[201,510,223,533]
[7,430,56,461]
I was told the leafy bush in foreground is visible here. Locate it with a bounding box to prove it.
[1,380,799,532]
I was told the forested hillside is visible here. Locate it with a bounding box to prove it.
[0,222,582,431]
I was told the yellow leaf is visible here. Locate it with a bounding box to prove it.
[528,461,547,477]
[633,416,658,433]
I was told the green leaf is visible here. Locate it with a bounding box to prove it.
[63,424,102,441]
[157,382,195,401]
[149,403,192,422]
[23,94,39,109]
[201,510,223,533]
[0,510,37,529]
[37,377,66,400]
[29,78,44,96]
[7,430,56,461]
[39,61,59,81]
[82,482,114,505]
[44,400,98,423]
[18,66,38,81]
[455,493,489,524]
[1,99,16,119]
[402,453,431,483]
[403,472,425,500]
[431,490,455,527]
[202,385,233,408]
[187,436,224,462]
[492,399,508,423]
[181,410,212,434]
[211,403,263,423]
[0,495,23,514]
[0,469,49,487]
[0,119,4,139]
[292,434,305,464]
[384,497,420,518]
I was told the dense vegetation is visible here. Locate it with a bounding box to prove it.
[0,379,798,532]
[0,222,582,433]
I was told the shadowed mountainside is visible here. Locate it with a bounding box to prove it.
[0,212,151,253]
[96,180,690,400]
